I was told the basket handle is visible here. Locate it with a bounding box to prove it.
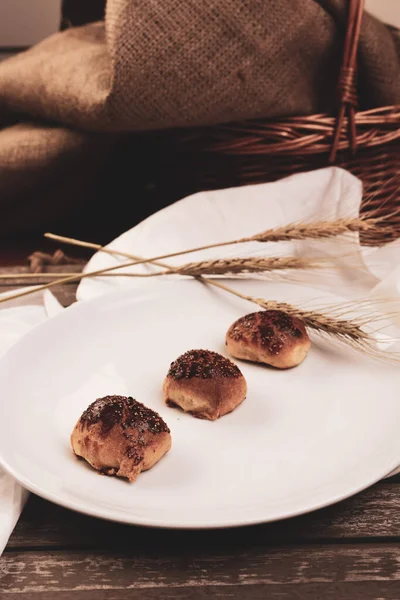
[329,0,365,163]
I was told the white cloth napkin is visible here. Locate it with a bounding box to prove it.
[0,287,66,554]
[77,167,399,302]
[0,289,47,555]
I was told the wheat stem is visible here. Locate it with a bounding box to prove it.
[43,234,167,268]
[1,232,398,362]
[199,278,369,342]
[164,256,320,277]
[0,272,158,280]
[45,215,388,270]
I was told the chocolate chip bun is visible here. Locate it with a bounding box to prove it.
[163,349,247,420]
[71,396,171,482]
[226,310,311,369]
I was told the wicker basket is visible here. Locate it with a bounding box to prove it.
[154,0,399,244]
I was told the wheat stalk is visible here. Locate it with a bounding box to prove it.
[163,256,321,277]
[42,235,400,361]
[0,257,322,281]
[247,217,371,242]
[19,214,379,291]
[1,222,336,302]
[250,300,369,341]
[0,272,156,280]
[43,214,393,268]
[0,256,320,289]
[2,233,399,362]
[206,279,400,363]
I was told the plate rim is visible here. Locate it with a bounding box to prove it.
[0,457,397,530]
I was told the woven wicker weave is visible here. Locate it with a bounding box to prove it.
[172,0,399,243]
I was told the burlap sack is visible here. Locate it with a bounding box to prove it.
[0,0,399,237]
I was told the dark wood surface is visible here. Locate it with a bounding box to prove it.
[2,265,400,599]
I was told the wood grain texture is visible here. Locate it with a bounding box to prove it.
[0,284,78,307]
[6,483,400,551]
[0,266,82,307]
[1,584,400,600]
[0,265,85,278]
[2,545,400,596]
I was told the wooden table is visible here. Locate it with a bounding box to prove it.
[2,265,400,599]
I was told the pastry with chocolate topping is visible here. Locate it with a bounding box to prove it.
[71,395,171,482]
[226,310,311,369]
[163,349,247,420]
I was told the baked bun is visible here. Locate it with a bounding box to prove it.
[226,310,310,369]
[71,396,171,482]
[163,349,247,420]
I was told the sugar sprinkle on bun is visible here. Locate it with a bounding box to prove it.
[71,395,171,482]
[163,349,247,420]
[226,310,310,369]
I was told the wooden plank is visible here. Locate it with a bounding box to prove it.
[0,265,82,306]
[0,266,84,288]
[0,284,78,307]
[2,545,400,595]
[0,265,85,277]
[7,482,400,550]
[1,583,400,600]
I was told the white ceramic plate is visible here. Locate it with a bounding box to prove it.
[0,278,399,528]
